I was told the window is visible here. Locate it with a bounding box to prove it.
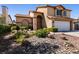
[63,11,67,16]
[56,9,62,16]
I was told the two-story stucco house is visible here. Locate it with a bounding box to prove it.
[15,5,78,31]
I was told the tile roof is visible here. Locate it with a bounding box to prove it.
[15,14,32,18]
[29,10,43,14]
[47,16,74,21]
[36,4,72,11]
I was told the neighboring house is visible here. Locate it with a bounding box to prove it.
[73,19,79,30]
[15,5,78,31]
[0,6,12,25]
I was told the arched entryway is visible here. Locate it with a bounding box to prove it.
[37,15,43,29]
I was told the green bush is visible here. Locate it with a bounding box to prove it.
[36,29,48,38]
[52,27,58,32]
[14,31,25,44]
[0,25,11,35]
[11,26,17,31]
[35,27,58,38]
[20,25,33,30]
[28,25,33,30]
[15,32,23,39]
[43,27,58,33]
[16,25,20,31]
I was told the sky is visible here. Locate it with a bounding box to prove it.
[0,4,79,20]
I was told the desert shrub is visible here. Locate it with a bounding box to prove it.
[28,25,33,30]
[52,27,58,32]
[20,26,26,31]
[15,32,23,39]
[28,31,36,37]
[35,29,48,38]
[20,25,28,30]
[43,27,58,33]
[16,25,20,31]
[20,25,33,30]
[14,31,25,44]
[47,27,58,32]
[0,25,11,35]
[25,33,30,38]
[11,26,17,31]
[35,27,58,38]
[64,41,74,47]
[11,25,20,31]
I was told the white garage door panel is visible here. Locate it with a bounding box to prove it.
[54,21,70,31]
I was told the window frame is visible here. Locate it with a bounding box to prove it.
[56,9,62,16]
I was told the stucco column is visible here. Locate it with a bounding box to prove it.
[70,21,72,31]
[33,17,37,30]
[72,23,75,31]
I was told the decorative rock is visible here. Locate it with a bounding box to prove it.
[61,37,68,40]
[10,42,20,48]
[47,34,55,39]
[53,45,59,49]
[73,50,79,54]
[49,32,55,35]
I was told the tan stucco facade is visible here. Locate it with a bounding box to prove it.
[15,5,77,31]
[16,16,33,26]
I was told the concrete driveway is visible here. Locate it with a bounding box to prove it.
[64,31,79,37]
[51,31,79,37]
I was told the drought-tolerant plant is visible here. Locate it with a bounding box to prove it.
[16,25,20,31]
[52,27,58,32]
[0,25,11,35]
[11,26,17,31]
[25,33,30,38]
[35,27,58,38]
[64,41,74,47]
[36,29,48,38]
[43,27,58,33]
[14,31,25,44]
[20,24,33,30]
[28,25,33,30]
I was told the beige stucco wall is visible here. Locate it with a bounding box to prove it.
[37,8,53,28]
[16,17,33,25]
[47,7,55,16]
[30,6,71,30]
[66,11,71,17]
[37,8,47,15]
[29,12,34,17]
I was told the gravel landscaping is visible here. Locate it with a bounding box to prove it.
[0,33,79,54]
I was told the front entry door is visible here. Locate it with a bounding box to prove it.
[37,15,42,29]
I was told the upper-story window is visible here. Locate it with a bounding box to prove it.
[63,11,67,16]
[56,9,62,16]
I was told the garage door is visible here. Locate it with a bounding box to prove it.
[54,21,70,31]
